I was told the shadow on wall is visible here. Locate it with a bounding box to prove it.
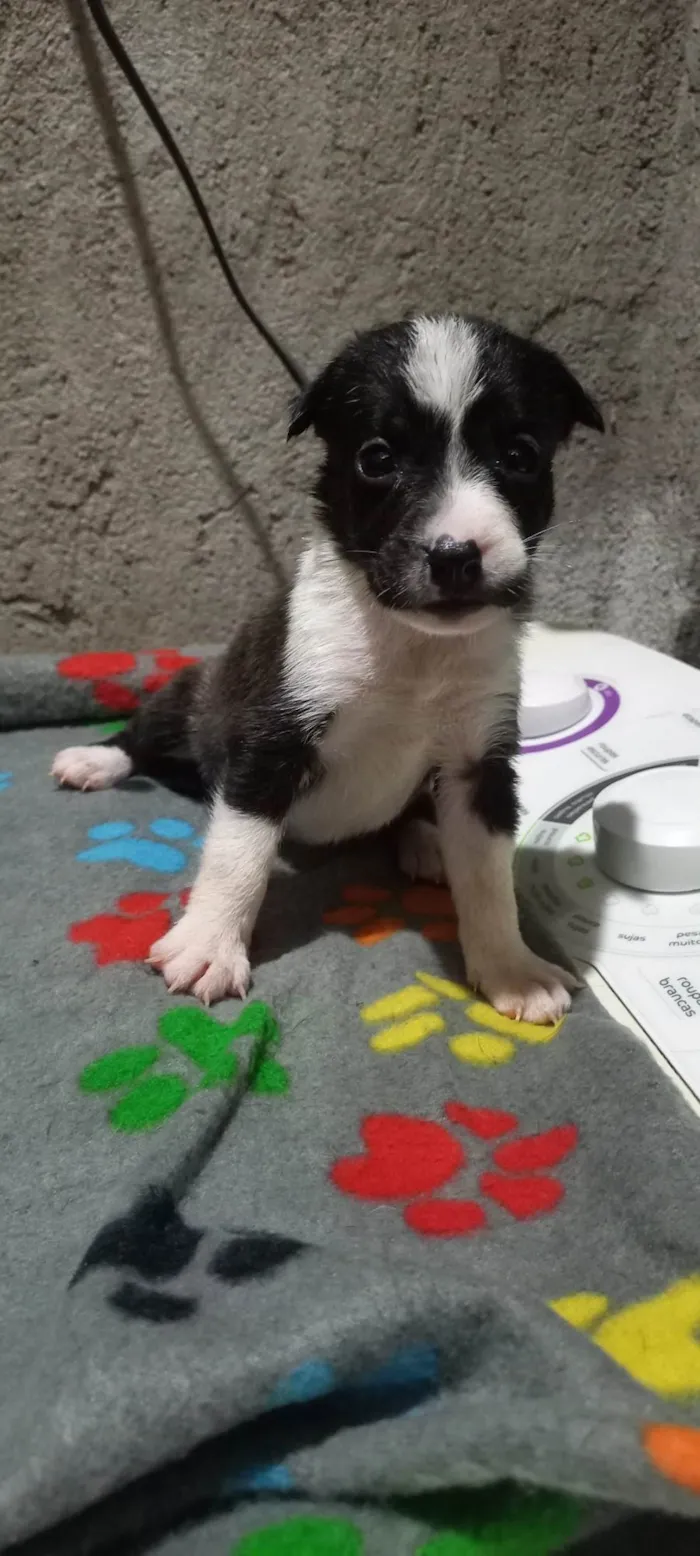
[63,0,286,590]
[674,551,700,668]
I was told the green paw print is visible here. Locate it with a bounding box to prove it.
[414,1488,582,1556]
[227,1491,581,1555]
[91,719,128,736]
[79,1001,289,1132]
[231,1520,361,1555]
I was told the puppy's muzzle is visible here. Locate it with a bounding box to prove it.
[424,536,482,600]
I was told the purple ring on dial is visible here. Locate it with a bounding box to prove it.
[520,679,620,755]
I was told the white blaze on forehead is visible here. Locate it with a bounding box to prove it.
[405,316,527,585]
[403,315,481,427]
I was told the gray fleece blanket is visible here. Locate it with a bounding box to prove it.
[2,645,700,1556]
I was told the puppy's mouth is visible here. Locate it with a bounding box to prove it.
[422,582,524,617]
[393,566,532,635]
[369,576,530,638]
[422,599,485,622]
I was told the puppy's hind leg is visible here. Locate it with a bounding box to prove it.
[397,817,446,883]
[395,782,446,884]
[52,664,204,798]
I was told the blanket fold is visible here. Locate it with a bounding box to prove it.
[1,650,699,1555]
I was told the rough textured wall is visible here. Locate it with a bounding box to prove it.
[2,0,698,658]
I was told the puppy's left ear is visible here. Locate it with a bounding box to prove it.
[287,384,315,440]
[553,354,605,437]
[287,370,329,440]
[565,369,605,435]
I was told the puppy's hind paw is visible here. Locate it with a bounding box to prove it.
[51,745,133,791]
[397,818,446,883]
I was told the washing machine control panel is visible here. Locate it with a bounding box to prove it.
[517,628,700,1108]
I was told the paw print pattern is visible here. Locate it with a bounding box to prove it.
[79,1002,289,1132]
[0,772,12,792]
[227,1488,582,1555]
[331,1103,578,1237]
[228,1344,440,1498]
[92,721,128,737]
[71,1186,307,1323]
[266,1343,439,1412]
[69,887,190,966]
[140,648,201,696]
[644,1422,700,1498]
[57,647,199,713]
[323,883,458,946]
[361,971,564,1066]
[77,817,202,873]
[230,1519,362,1555]
[411,1489,583,1556]
[57,650,140,713]
[551,1276,700,1399]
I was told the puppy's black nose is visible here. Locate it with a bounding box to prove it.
[426,537,482,596]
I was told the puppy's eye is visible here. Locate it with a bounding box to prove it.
[498,433,542,479]
[355,439,396,485]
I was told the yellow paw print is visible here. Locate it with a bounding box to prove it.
[551,1277,700,1398]
[361,972,564,1067]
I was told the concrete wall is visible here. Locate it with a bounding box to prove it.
[2,0,699,659]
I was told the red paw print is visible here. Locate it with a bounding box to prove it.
[57,651,140,713]
[57,648,199,713]
[323,883,458,946]
[141,648,200,696]
[69,887,190,967]
[330,1103,578,1237]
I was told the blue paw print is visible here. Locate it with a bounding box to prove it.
[0,772,13,792]
[267,1342,439,1411]
[267,1358,335,1407]
[77,818,202,874]
[223,1345,439,1497]
[227,1464,295,1495]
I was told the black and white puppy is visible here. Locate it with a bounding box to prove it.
[53,315,603,1021]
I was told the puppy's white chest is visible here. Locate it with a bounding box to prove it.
[288,682,436,844]
[282,541,518,846]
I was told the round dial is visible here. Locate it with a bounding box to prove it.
[593,768,700,894]
[519,672,592,740]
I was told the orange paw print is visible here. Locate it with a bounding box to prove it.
[551,1278,700,1495]
[360,972,565,1067]
[323,883,458,947]
[644,1422,700,1497]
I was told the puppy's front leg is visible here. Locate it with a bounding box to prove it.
[436,758,578,1025]
[149,793,280,1005]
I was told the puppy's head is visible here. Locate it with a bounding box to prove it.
[289,315,603,634]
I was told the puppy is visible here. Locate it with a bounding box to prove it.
[53,314,603,1020]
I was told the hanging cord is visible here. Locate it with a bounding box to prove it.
[85,0,307,390]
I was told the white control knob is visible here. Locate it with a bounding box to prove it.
[519,672,591,739]
[593,767,700,893]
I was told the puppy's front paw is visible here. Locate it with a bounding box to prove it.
[149,910,251,1005]
[469,948,580,1026]
[397,818,446,883]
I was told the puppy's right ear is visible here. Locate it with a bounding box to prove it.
[287,351,345,439]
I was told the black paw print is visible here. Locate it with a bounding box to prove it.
[71,1188,307,1322]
